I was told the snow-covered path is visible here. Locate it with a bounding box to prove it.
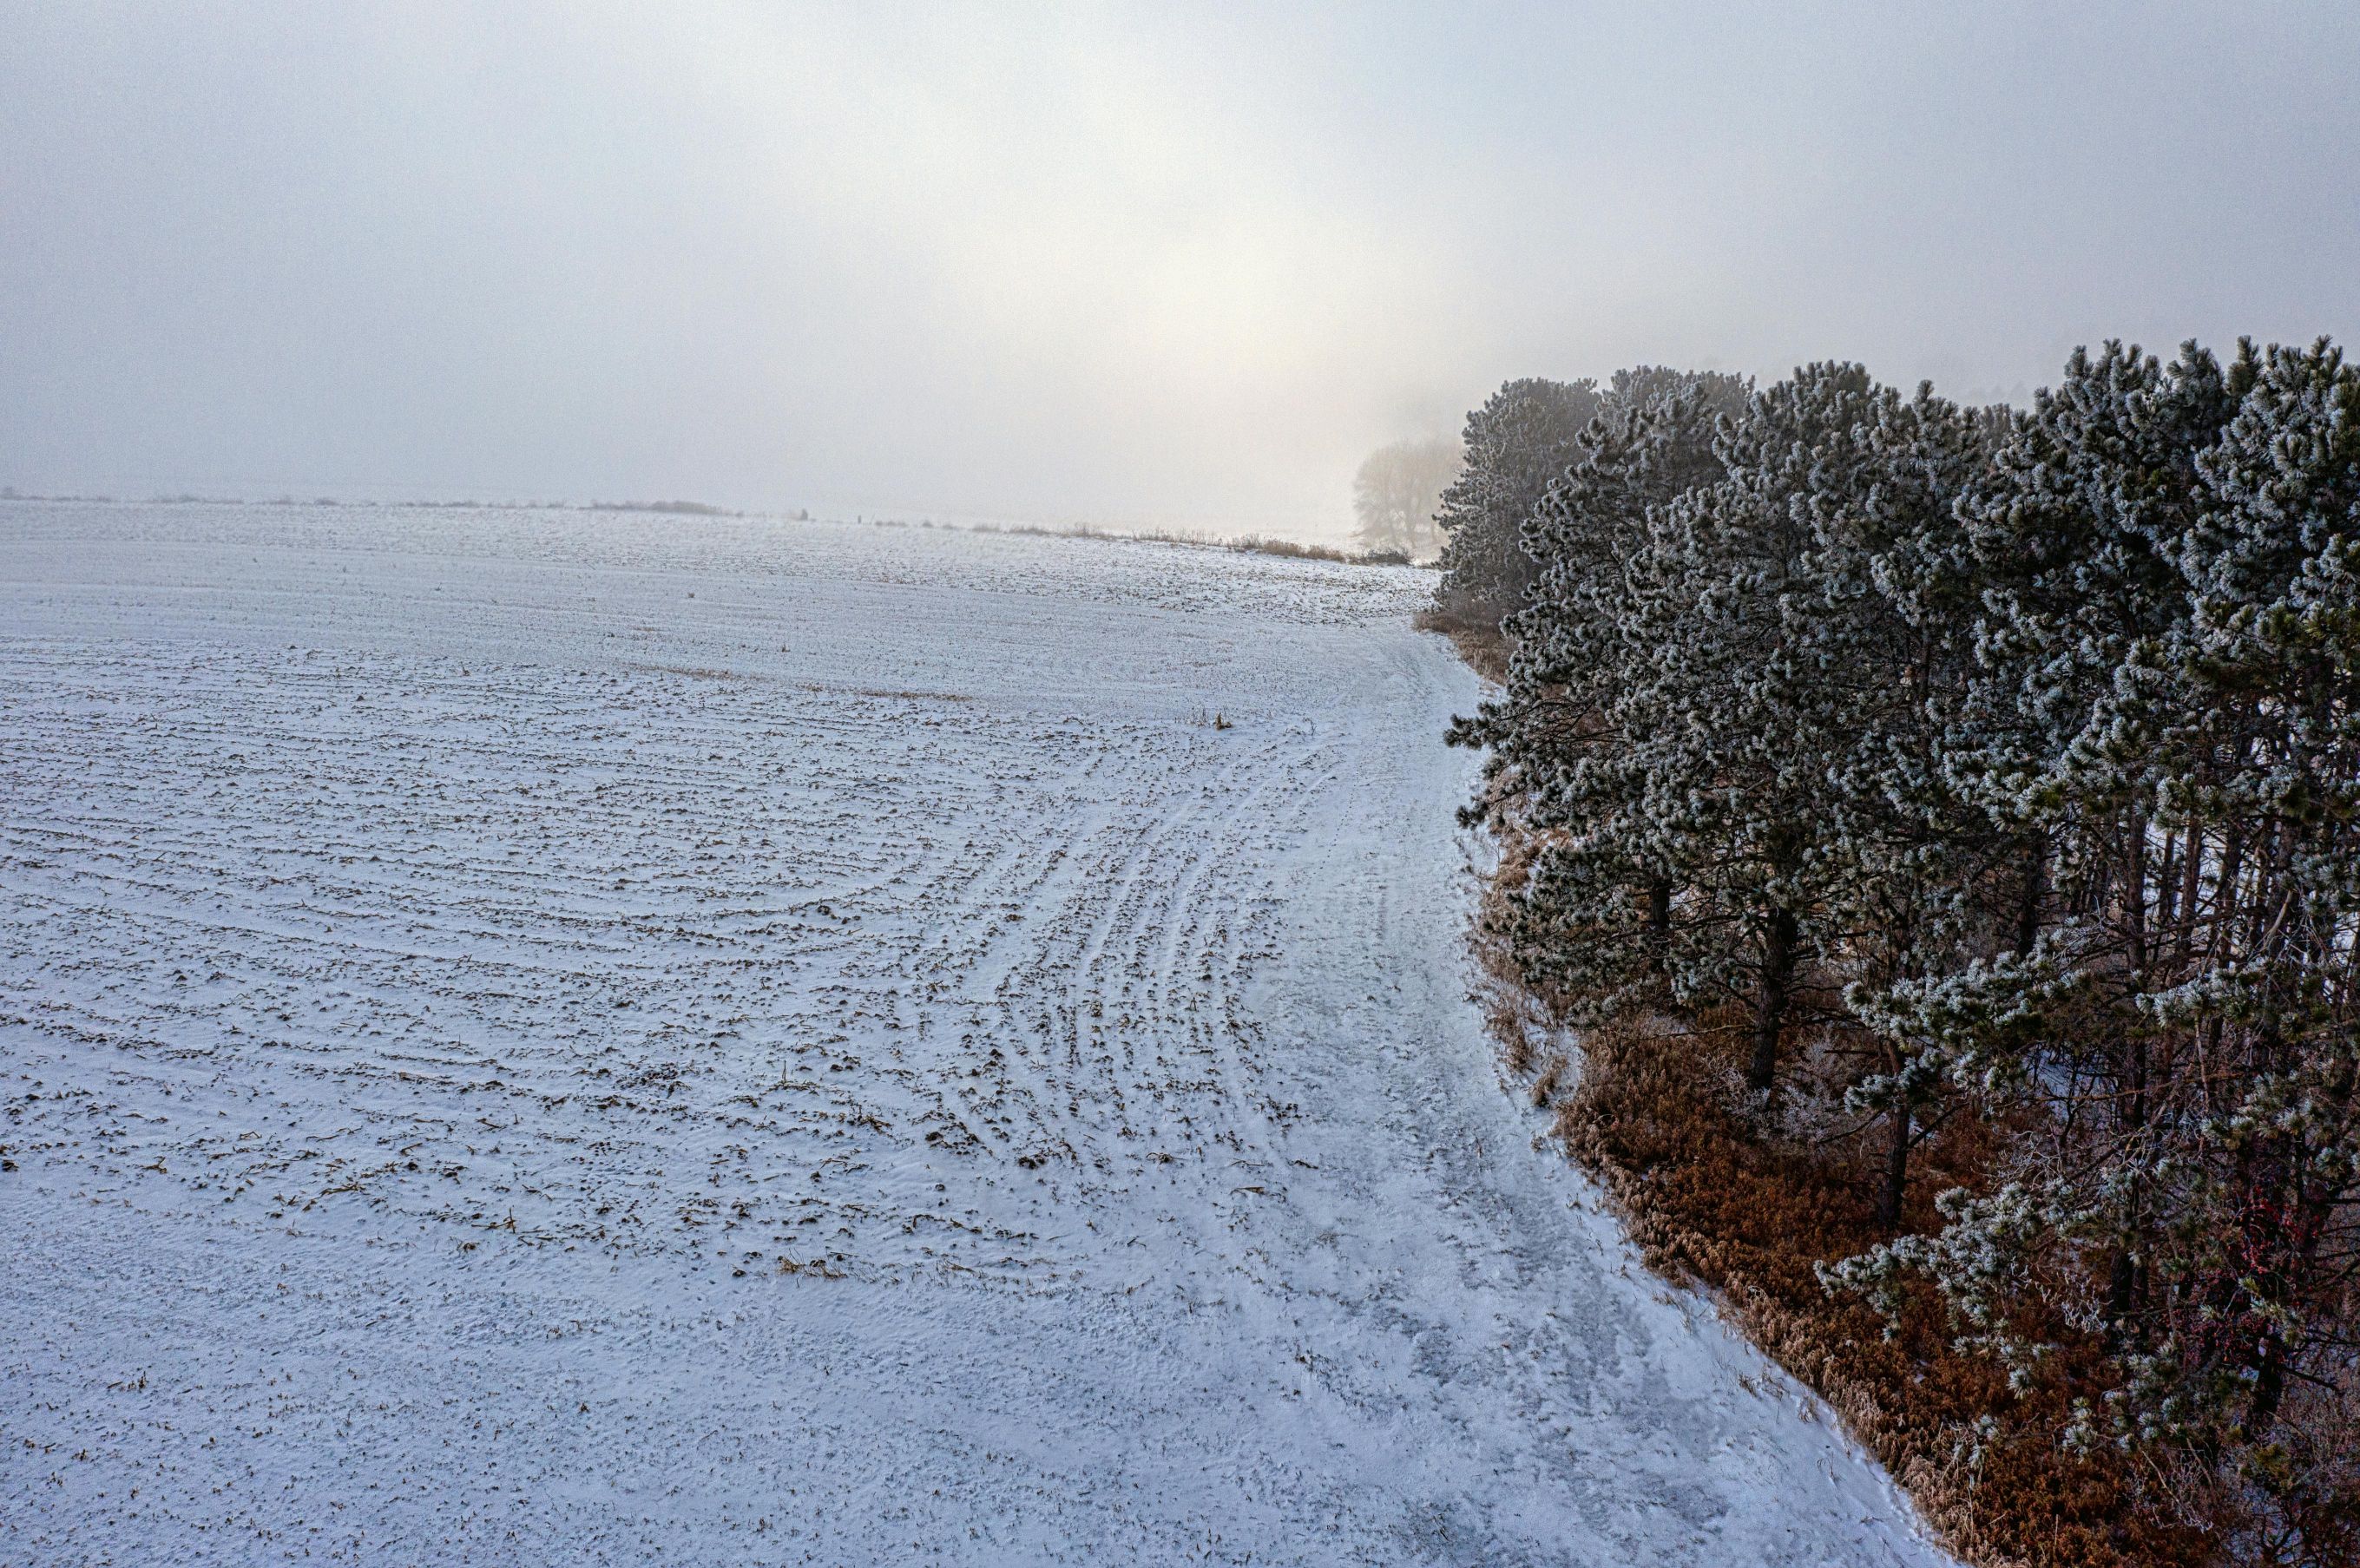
[0,502,1954,1566]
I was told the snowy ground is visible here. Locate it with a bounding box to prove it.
[0,502,1956,1566]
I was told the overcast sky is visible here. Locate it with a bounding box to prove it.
[4,3,2357,536]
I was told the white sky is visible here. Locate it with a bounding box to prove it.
[4,2,2357,537]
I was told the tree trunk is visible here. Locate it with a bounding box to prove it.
[1875,1100,1911,1231]
[2244,1322,2290,1440]
[2105,1032,2150,1337]
[2102,1232,2153,1358]
[1647,877,1672,968]
[2246,1053,2356,1440]
[1747,907,1798,1093]
[2171,826,2203,973]
[2012,841,2046,957]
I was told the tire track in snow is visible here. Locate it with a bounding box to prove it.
[0,501,1956,1566]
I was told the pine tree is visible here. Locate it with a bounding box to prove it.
[1430,377,1601,628]
[1607,364,1907,1095]
[1947,343,2249,1360]
[1796,380,2006,1224]
[1828,341,2360,1550]
[1457,338,2360,1554]
[2137,338,2360,1479]
[1450,371,1745,1020]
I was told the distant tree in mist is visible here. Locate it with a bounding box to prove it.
[1351,436,1459,561]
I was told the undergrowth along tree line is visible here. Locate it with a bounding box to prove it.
[1435,344,2360,1565]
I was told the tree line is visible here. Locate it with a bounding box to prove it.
[1436,345,2359,1563]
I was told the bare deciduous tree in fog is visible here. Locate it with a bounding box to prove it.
[1351,437,1460,561]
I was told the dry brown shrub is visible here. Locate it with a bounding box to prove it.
[1545,1009,2207,1567]
[1412,605,1511,681]
[1227,534,1348,562]
[1489,991,1537,1075]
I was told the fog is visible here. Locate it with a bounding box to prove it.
[4,3,2356,540]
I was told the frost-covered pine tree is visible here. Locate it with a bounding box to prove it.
[1450,370,1745,1020]
[2122,337,2360,1474]
[1824,342,2249,1368]
[1430,377,1601,628]
[1599,364,1909,1096]
[1790,380,2008,1224]
[1946,342,2248,1339]
[1458,338,2360,1549]
[1827,340,2360,1550]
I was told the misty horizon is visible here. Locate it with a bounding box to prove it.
[6,3,2357,540]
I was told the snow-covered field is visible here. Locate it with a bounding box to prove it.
[0,501,1954,1566]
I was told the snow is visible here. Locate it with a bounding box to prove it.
[0,501,1957,1565]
